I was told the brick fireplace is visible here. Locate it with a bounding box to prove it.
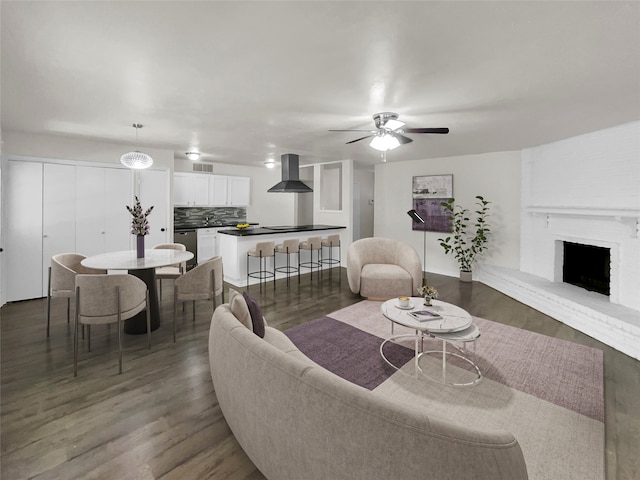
[480,122,640,360]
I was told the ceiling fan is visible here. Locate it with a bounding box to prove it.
[329,112,449,151]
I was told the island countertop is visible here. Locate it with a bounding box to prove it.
[218,225,346,286]
[219,224,346,236]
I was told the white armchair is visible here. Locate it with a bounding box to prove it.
[347,237,422,299]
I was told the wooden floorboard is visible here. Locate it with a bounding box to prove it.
[1,269,638,479]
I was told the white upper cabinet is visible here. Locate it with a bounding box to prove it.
[227,176,251,206]
[209,175,250,206]
[174,173,210,206]
[175,173,250,206]
[209,175,228,205]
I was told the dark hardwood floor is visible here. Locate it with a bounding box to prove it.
[1,270,638,479]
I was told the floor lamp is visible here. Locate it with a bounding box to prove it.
[407,209,427,286]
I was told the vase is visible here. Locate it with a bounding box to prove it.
[460,270,472,282]
[136,235,145,258]
[424,296,432,306]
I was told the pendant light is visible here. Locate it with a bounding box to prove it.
[120,123,153,169]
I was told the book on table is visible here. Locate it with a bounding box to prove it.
[409,310,443,322]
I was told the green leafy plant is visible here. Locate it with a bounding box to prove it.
[438,196,491,272]
[126,196,154,236]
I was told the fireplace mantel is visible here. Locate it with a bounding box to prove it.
[525,206,640,218]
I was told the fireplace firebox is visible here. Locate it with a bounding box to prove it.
[563,242,610,296]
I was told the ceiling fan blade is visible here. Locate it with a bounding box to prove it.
[329,129,375,132]
[403,127,450,134]
[389,131,413,145]
[346,135,374,144]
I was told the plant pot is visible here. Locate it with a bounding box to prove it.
[136,235,145,258]
[459,270,472,282]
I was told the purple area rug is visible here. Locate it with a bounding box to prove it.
[288,300,605,423]
[284,316,414,390]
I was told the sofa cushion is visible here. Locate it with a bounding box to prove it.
[243,291,266,338]
[360,264,413,298]
[229,289,252,330]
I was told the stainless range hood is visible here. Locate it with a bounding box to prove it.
[267,153,313,193]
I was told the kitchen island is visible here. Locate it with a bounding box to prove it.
[218,225,346,286]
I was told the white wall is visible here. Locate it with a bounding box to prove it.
[2,130,297,229]
[374,152,521,277]
[354,167,375,239]
[312,159,354,264]
[2,131,174,168]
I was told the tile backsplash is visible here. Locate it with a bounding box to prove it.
[174,207,247,229]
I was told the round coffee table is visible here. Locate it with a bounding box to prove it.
[380,297,482,386]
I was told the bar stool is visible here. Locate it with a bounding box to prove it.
[247,241,275,292]
[275,238,300,287]
[299,236,322,281]
[320,234,341,272]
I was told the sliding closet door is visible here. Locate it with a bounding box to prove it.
[5,161,43,301]
[42,163,76,297]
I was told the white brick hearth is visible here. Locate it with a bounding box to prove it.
[478,265,640,360]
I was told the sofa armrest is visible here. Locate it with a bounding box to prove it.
[395,245,423,293]
[346,244,363,294]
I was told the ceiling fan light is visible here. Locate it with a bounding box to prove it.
[120,151,154,169]
[186,151,200,161]
[384,119,405,131]
[370,133,400,151]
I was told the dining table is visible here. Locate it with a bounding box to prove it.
[81,249,194,334]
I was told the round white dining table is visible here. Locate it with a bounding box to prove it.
[81,249,194,334]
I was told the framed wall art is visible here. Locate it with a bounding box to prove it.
[411,175,453,232]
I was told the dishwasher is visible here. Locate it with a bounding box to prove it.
[174,230,198,270]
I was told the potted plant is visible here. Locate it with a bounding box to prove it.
[438,195,491,282]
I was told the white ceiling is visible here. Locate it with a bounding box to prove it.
[2,1,639,168]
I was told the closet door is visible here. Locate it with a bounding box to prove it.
[5,161,43,301]
[104,168,132,251]
[42,163,76,297]
[76,166,105,256]
[137,169,169,247]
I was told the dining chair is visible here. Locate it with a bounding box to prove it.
[73,273,150,377]
[152,243,187,299]
[173,256,224,342]
[47,253,106,337]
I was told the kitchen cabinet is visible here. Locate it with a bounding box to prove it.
[174,173,250,206]
[174,173,210,206]
[209,175,250,206]
[228,176,251,205]
[197,228,219,264]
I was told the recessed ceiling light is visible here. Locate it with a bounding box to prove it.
[186,151,200,161]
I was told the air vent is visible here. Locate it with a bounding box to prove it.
[192,163,213,173]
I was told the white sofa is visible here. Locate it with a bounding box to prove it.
[208,294,529,480]
[347,237,423,299]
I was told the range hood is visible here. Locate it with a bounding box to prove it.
[267,153,313,193]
